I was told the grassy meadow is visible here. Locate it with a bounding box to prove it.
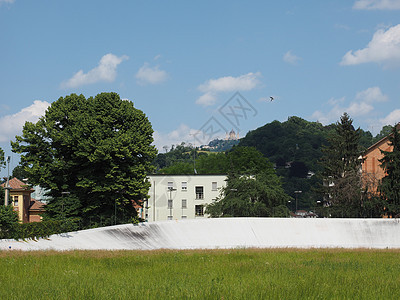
[1,248,400,299]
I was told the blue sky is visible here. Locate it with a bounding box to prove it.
[1,0,400,176]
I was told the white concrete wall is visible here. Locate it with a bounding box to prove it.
[146,175,227,222]
[2,218,400,251]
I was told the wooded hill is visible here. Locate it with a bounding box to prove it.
[239,116,374,173]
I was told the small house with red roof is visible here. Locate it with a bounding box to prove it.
[1,177,46,223]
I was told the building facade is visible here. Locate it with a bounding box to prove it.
[1,177,46,223]
[146,174,227,222]
[362,124,400,193]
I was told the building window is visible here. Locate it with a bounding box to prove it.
[182,216,187,219]
[168,199,173,209]
[212,182,217,191]
[167,216,173,220]
[195,205,204,216]
[182,199,187,209]
[181,181,187,191]
[195,186,204,199]
[13,196,18,206]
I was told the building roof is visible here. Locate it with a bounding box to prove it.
[364,123,400,156]
[1,177,34,191]
[29,198,46,211]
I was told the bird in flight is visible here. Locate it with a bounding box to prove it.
[270,96,274,101]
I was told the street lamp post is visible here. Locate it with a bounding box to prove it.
[167,187,177,219]
[4,156,11,206]
[294,190,302,212]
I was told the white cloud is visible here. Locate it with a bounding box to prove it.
[311,102,346,125]
[353,0,400,10]
[196,92,217,106]
[355,86,388,102]
[61,53,128,88]
[379,109,400,126]
[0,0,15,5]
[311,87,388,125]
[153,124,200,152]
[196,72,261,106]
[341,24,400,67]
[0,100,50,142]
[135,63,168,85]
[347,102,374,116]
[283,51,301,64]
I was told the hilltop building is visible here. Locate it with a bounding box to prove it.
[225,129,239,141]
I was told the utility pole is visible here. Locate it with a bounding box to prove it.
[294,190,302,212]
[4,156,11,206]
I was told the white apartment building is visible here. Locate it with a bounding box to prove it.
[145,174,227,222]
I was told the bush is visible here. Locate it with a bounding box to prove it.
[0,216,80,240]
[0,205,19,239]
[10,219,80,240]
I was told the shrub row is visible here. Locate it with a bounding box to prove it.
[2,219,80,240]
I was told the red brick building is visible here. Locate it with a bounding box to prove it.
[362,124,400,194]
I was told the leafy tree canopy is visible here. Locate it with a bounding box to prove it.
[206,146,290,217]
[12,165,29,181]
[0,147,4,169]
[12,92,157,226]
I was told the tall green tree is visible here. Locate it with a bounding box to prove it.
[378,125,400,217]
[0,147,4,206]
[0,147,4,169]
[206,147,290,217]
[320,113,363,217]
[12,165,29,180]
[12,92,157,226]
[373,125,393,144]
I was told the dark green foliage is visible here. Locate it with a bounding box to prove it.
[157,144,229,175]
[240,117,330,172]
[359,130,374,149]
[206,147,290,217]
[1,219,79,240]
[11,165,29,181]
[373,125,393,144]
[206,139,239,152]
[0,147,4,169]
[239,117,332,210]
[320,113,364,217]
[195,152,228,174]
[288,161,308,178]
[12,92,157,227]
[0,186,4,206]
[0,205,19,239]
[158,162,195,174]
[378,126,400,216]
[154,142,199,171]
[321,113,363,179]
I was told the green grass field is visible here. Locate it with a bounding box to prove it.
[1,249,399,299]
